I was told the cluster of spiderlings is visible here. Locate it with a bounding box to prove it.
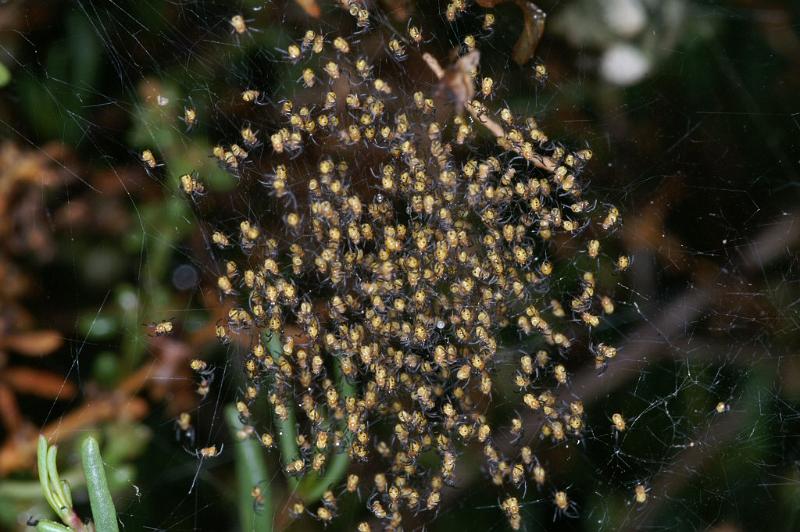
[160,2,626,529]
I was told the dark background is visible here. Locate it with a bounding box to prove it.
[0,0,798,530]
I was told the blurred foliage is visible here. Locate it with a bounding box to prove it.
[0,0,797,531]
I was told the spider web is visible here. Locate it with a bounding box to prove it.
[1,1,799,531]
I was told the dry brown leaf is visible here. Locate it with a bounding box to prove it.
[294,0,321,18]
[0,396,149,474]
[3,367,76,399]
[422,52,508,138]
[117,342,195,415]
[380,0,411,21]
[0,384,21,434]
[2,330,63,356]
[440,51,480,112]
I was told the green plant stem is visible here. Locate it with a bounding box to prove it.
[2,465,132,504]
[263,331,358,503]
[35,521,72,532]
[46,446,68,517]
[1,479,56,500]
[36,436,86,531]
[276,407,300,492]
[295,444,349,503]
[38,438,62,521]
[296,360,355,503]
[264,333,301,491]
[225,405,272,532]
[80,437,119,532]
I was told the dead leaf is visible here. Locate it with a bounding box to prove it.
[380,0,411,21]
[294,0,321,18]
[0,396,149,475]
[2,330,62,356]
[3,367,76,399]
[423,51,507,138]
[0,384,21,434]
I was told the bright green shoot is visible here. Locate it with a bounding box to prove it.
[34,435,119,532]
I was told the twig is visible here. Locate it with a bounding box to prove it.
[421,52,445,80]
[421,52,506,137]
[421,52,558,173]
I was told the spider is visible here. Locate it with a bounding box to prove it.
[147,318,174,336]
[229,14,260,40]
[186,444,224,459]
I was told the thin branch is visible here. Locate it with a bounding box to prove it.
[421,51,559,173]
[421,52,444,80]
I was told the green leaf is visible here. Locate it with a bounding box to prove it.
[46,446,68,519]
[80,437,119,532]
[0,62,10,87]
[35,520,72,532]
[296,358,355,503]
[37,436,60,516]
[226,405,273,532]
